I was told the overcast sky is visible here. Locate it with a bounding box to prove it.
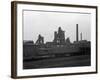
[23,10,91,43]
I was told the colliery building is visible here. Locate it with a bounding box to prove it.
[23,24,91,60]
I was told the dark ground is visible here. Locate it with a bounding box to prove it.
[23,55,91,69]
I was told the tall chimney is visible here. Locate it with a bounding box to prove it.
[76,24,79,42]
[80,32,82,41]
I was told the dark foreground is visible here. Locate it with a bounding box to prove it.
[23,55,90,69]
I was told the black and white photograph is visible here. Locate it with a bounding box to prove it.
[11,1,97,78]
[23,10,91,69]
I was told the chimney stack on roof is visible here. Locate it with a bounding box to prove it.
[80,32,82,41]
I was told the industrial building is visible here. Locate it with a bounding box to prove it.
[23,24,90,60]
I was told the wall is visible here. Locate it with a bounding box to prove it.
[0,0,100,80]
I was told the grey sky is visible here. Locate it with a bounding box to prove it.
[23,10,91,43]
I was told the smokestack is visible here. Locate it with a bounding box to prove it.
[76,24,79,42]
[80,32,82,41]
[53,31,57,43]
